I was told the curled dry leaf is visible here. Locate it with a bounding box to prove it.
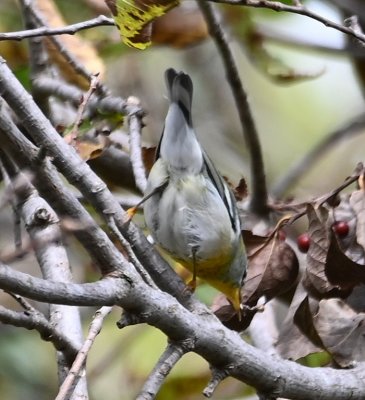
[36,0,105,89]
[234,178,248,202]
[152,5,208,48]
[325,230,365,290]
[276,282,323,360]
[314,298,365,367]
[349,189,365,254]
[303,204,350,298]
[333,192,365,264]
[242,230,299,307]
[214,230,298,331]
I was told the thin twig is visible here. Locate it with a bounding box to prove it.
[67,73,100,142]
[55,306,112,400]
[272,113,365,198]
[197,0,269,216]
[107,216,157,289]
[0,155,22,250]
[127,96,147,194]
[209,0,365,45]
[203,366,230,397]
[0,15,115,41]
[0,304,79,363]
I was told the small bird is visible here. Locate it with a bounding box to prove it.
[143,68,247,313]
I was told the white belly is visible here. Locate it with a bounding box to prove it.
[144,174,234,263]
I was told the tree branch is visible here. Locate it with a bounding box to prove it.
[0,15,115,42]
[1,260,365,399]
[0,304,78,362]
[272,113,365,197]
[209,0,365,46]
[55,306,112,400]
[197,0,269,216]
[136,341,191,400]
[0,55,193,307]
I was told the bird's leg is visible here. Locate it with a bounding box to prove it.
[126,182,168,221]
[186,245,199,292]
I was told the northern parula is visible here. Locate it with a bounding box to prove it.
[143,68,247,312]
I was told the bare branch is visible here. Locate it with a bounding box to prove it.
[1,255,365,399]
[55,306,112,400]
[272,113,365,197]
[0,55,192,306]
[127,96,147,194]
[203,366,231,397]
[209,0,365,45]
[67,73,100,142]
[136,341,192,400]
[0,15,115,42]
[197,0,269,217]
[0,304,78,362]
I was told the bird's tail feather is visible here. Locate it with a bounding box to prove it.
[165,68,193,125]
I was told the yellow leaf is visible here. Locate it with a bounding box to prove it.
[105,0,179,49]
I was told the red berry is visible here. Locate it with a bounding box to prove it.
[333,221,349,237]
[297,233,310,253]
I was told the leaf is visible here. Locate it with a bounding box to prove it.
[313,298,365,367]
[303,205,349,298]
[349,189,365,253]
[276,283,323,360]
[36,0,105,89]
[234,178,248,201]
[333,193,365,264]
[151,5,208,48]
[224,7,324,83]
[325,230,365,290]
[212,294,256,331]
[293,295,323,349]
[242,231,299,306]
[105,0,179,49]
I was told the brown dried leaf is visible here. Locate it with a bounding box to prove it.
[242,231,299,307]
[303,205,349,298]
[276,283,323,360]
[293,295,323,348]
[234,178,248,201]
[314,298,365,367]
[333,194,365,264]
[36,0,105,89]
[325,230,365,290]
[212,294,256,331]
[349,189,365,253]
[152,5,208,48]
[67,135,109,161]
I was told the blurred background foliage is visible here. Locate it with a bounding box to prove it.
[0,0,364,399]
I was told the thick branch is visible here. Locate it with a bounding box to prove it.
[1,261,365,400]
[0,56,191,307]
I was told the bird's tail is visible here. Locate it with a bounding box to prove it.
[165,68,193,126]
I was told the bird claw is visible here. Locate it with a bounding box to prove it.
[125,206,138,223]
